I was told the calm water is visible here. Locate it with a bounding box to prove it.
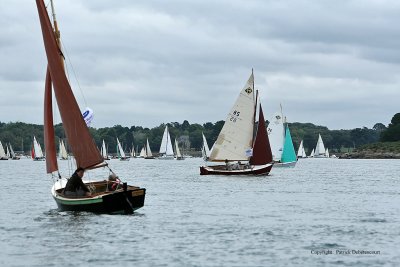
[0,158,399,266]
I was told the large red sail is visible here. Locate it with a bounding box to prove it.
[249,105,273,165]
[44,68,58,173]
[36,0,104,169]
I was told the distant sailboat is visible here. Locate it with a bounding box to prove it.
[32,136,45,161]
[100,140,110,160]
[116,138,130,161]
[8,143,21,160]
[325,148,330,158]
[309,148,315,158]
[144,139,154,159]
[200,71,273,175]
[158,126,174,159]
[297,140,307,158]
[314,134,326,158]
[174,138,184,160]
[0,141,8,160]
[58,139,68,160]
[267,106,297,167]
[201,133,211,161]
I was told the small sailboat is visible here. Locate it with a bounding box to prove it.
[0,141,9,160]
[116,138,130,161]
[130,145,136,158]
[325,148,330,158]
[8,143,21,160]
[36,0,145,213]
[58,139,68,160]
[314,134,326,158]
[201,133,211,161]
[100,140,110,160]
[297,140,307,158]
[174,138,184,160]
[158,126,174,159]
[200,71,273,175]
[309,148,315,158]
[32,136,45,161]
[144,138,154,159]
[267,106,297,167]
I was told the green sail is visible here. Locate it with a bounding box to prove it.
[281,125,297,163]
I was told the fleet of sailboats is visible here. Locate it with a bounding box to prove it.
[200,71,273,175]
[36,0,145,213]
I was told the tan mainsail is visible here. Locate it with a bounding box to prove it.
[37,0,104,170]
[209,73,256,162]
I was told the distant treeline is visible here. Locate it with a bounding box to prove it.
[1,113,399,155]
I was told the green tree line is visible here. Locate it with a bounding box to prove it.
[1,113,398,155]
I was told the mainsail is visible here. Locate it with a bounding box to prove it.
[159,126,174,156]
[116,138,126,158]
[249,105,272,165]
[201,133,211,160]
[314,134,326,157]
[37,0,104,170]
[174,138,182,158]
[209,73,256,162]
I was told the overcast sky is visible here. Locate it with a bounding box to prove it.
[1,0,399,130]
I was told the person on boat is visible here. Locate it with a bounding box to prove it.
[64,167,92,197]
[108,173,122,191]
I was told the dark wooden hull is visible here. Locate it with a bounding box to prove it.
[52,181,145,214]
[200,163,273,175]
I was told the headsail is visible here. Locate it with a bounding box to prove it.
[249,104,272,165]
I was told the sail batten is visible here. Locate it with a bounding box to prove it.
[36,0,104,169]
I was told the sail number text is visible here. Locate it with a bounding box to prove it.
[230,110,240,123]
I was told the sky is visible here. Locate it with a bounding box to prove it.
[1,0,399,130]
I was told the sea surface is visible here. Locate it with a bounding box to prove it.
[0,157,399,267]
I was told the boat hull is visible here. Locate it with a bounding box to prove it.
[52,181,145,214]
[200,163,273,175]
[272,161,297,167]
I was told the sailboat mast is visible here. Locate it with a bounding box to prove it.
[49,0,64,69]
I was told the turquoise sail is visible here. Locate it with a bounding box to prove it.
[281,125,297,164]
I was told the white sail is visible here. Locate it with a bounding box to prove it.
[202,133,211,160]
[9,143,16,158]
[174,138,182,158]
[59,140,68,159]
[101,140,108,159]
[159,126,174,156]
[139,146,145,157]
[297,140,307,158]
[267,111,285,161]
[6,145,10,158]
[116,138,126,158]
[314,134,326,157]
[209,73,256,162]
[325,148,330,158]
[146,139,153,157]
[0,141,7,159]
[309,148,315,157]
[33,136,44,158]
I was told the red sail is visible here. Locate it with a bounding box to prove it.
[250,105,273,165]
[36,0,104,169]
[44,68,58,173]
[31,144,35,159]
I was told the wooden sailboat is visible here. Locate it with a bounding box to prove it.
[158,126,174,159]
[116,138,130,161]
[36,0,145,213]
[200,71,273,175]
[174,138,184,160]
[32,136,45,161]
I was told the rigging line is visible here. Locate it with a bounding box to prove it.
[59,38,88,107]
